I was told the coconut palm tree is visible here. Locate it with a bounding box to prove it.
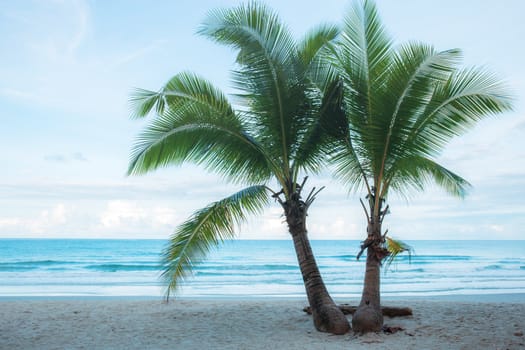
[127,2,350,334]
[324,0,512,333]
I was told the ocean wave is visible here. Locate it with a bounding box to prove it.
[481,265,503,271]
[84,264,161,272]
[399,255,471,261]
[318,254,471,262]
[385,268,425,273]
[197,264,300,271]
[498,259,524,264]
[474,264,521,271]
[0,260,74,271]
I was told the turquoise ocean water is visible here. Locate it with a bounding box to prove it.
[1,239,524,299]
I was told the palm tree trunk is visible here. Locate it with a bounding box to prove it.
[351,219,385,333]
[284,197,350,335]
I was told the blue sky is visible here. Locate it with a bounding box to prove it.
[0,0,524,240]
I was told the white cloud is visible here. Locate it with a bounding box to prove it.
[0,203,69,234]
[489,224,504,233]
[0,218,22,227]
[100,200,147,228]
[152,207,179,226]
[308,216,359,240]
[98,200,179,232]
[30,203,68,233]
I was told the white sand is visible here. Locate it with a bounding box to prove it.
[1,298,524,349]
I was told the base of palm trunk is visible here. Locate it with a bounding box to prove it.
[351,303,383,333]
[311,303,350,334]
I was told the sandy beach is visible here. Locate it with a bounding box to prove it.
[1,297,524,350]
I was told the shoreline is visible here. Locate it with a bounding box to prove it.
[1,291,525,303]
[1,297,524,349]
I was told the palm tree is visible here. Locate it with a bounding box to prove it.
[127,2,350,334]
[324,0,512,333]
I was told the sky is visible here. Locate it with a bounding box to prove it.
[0,0,524,240]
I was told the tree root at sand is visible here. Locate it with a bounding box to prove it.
[303,304,413,318]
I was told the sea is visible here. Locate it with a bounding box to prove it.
[1,239,524,299]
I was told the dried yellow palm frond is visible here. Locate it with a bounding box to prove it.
[384,236,414,271]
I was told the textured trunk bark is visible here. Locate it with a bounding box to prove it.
[284,196,350,335]
[352,219,384,333]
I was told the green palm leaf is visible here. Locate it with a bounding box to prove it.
[128,72,272,184]
[162,185,269,299]
[409,67,513,156]
[199,2,295,68]
[386,156,471,198]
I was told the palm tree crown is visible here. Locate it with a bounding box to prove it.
[330,0,512,207]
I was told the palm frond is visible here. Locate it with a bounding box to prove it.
[422,158,472,198]
[161,71,236,119]
[162,185,270,299]
[338,0,393,124]
[199,2,295,68]
[384,236,414,271]
[409,67,513,156]
[386,156,471,199]
[127,73,272,184]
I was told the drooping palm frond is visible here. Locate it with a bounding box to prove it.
[383,236,414,271]
[161,185,269,299]
[199,2,295,69]
[130,71,235,128]
[386,156,472,199]
[161,71,236,119]
[408,67,513,157]
[127,72,273,184]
